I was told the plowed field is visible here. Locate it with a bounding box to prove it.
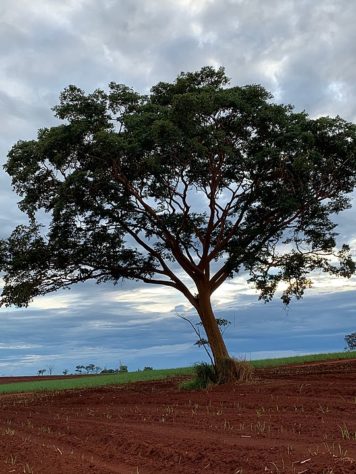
[0,359,355,473]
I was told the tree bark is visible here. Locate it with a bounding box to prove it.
[196,283,238,383]
[195,282,254,384]
[196,286,229,360]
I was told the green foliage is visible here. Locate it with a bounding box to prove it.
[194,338,209,347]
[181,359,254,389]
[179,378,206,391]
[84,363,101,374]
[1,66,355,311]
[180,362,217,390]
[118,364,128,373]
[194,362,218,387]
[1,67,355,378]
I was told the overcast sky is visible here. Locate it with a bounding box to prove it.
[0,0,356,375]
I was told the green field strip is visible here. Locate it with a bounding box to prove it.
[249,351,356,368]
[0,351,354,394]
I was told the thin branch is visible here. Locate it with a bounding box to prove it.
[177,313,215,366]
[111,162,203,280]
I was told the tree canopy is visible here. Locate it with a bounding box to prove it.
[1,67,356,382]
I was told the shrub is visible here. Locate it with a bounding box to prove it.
[180,362,217,390]
[194,362,217,387]
[180,359,254,390]
[100,368,118,374]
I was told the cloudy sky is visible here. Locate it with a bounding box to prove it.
[0,0,356,375]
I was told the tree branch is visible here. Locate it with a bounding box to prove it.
[111,162,203,280]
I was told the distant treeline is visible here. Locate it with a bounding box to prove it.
[37,363,154,376]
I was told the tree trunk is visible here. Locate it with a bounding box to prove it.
[196,284,240,384]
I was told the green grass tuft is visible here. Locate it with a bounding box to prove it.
[179,378,206,391]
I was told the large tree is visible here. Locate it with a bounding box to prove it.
[1,67,356,382]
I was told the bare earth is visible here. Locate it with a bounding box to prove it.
[0,359,355,473]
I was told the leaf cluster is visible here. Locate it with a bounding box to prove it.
[1,66,356,307]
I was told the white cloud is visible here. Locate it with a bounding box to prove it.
[0,343,41,350]
[111,286,188,313]
[30,293,83,311]
[175,0,215,15]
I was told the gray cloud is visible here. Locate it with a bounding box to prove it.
[0,0,356,374]
[0,286,354,375]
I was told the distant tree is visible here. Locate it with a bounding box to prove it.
[37,369,46,376]
[75,365,85,374]
[1,67,356,382]
[47,365,54,375]
[118,364,128,373]
[62,369,68,375]
[100,368,117,374]
[143,366,153,371]
[345,332,356,351]
[85,363,96,374]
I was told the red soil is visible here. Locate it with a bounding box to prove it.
[0,375,83,385]
[0,359,355,473]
